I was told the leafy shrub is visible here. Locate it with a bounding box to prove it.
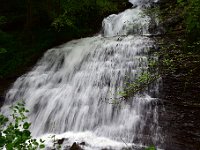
[0,102,45,150]
[177,0,200,41]
[119,71,160,99]
[51,0,118,32]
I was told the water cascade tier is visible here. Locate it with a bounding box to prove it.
[1,0,161,149]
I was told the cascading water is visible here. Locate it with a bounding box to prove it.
[1,0,162,149]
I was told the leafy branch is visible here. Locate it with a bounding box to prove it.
[0,102,45,150]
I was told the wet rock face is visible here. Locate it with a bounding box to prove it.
[156,39,200,149]
[153,0,200,148]
[159,75,200,150]
[156,37,200,149]
[157,0,176,7]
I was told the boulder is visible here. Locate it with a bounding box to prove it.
[69,142,83,150]
[57,138,65,145]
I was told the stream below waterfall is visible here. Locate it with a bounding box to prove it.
[1,0,164,149]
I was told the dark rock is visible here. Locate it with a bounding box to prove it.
[0,96,4,102]
[161,15,183,28]
[79,142,85,146]
[131,4,137,9]
[69,142,83,150]
[57,138,65,145]
[157,0,177,8]
[118,1,133,11]
[125,2,134,9]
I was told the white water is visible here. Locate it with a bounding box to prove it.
[2,0,161,149]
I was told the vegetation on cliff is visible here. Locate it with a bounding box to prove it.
[157,0,200,102]
[119,0,200,100]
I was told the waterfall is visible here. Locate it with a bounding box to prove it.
[1,0,162,149]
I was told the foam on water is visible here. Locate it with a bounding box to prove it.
[39,131,141,150]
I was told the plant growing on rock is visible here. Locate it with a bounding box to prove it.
[119,70,160,100]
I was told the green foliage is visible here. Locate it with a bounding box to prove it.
[96,0,118,15]
[162,57,176,73]
[52,14,76,32]
[0,0,125,78]
[145,146,156,150]
[177,0,186,6]
[0,48,7,54]
[177,0,200,41]
[0,18,53,78]
[51,0,118,32]
[185,0,200,39]
[141,7,161,20]
[148,60,157,68]
[117,52,161,99]
[119,71,160,99]
[0,102,45,150]
[0,16,7,26]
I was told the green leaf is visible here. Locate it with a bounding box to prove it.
[22,130,31,138]
[6,143,13,150]
[145,146,156,150]
[0,137,6,147]
[23,122,31,129]
[40,139,45,143]
[39,144,45,149]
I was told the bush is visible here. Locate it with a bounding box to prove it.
[0,102,45,150]
[177,0,200,41]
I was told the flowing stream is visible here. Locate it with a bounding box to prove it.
[1,0,162,149]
